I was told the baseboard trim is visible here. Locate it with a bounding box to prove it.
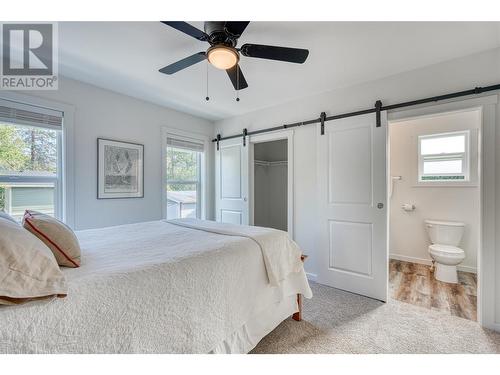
[389,253,477,274]
[390,253,432,266]
[456,265,478,274]
[306,272,317,282]
[484,321,500,333]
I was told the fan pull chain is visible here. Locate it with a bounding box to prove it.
[205,62,210,101]
[236,64,240,102]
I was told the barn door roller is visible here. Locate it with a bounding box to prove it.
[320,112,326,135]
[375,100,382,127]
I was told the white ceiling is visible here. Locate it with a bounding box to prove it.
[59,22,500,121]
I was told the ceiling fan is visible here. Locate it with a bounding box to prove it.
[159,21,309,91]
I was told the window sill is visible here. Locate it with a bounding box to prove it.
[412,182,478,188]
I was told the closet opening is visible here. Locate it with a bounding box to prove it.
[251,138,289,232]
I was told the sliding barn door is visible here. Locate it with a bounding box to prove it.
[215,138,249,225]
[317,112,388,301]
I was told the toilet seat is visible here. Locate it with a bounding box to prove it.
[428,244,465,258]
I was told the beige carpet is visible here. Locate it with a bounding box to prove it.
[251,282,500,353]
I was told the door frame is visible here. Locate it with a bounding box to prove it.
[387,94,498,329]
[248,130,295,239]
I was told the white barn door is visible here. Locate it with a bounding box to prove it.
[215,138,249,225]
[317,112,388,301]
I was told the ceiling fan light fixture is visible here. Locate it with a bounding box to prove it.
[160,21,309,91]
[207,45,239,70]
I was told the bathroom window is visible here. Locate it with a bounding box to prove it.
[418,131,470,182]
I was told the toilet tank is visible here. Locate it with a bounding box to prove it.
[425,220,465,246]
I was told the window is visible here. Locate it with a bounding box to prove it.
[418,130,469,182]
[165,135,205,219]
[0,99,63,222]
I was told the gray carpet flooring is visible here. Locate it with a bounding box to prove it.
[251,282,500,353]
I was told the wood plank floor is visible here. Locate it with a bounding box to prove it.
[389,259,477,321]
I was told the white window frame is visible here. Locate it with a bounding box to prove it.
[417,130,470,183]
[0,92,75,226]
[161,127,209,220]
[0,123,63,218]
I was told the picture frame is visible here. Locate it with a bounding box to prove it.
[97,138,144,199]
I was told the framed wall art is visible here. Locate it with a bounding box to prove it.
[97,138,144,199]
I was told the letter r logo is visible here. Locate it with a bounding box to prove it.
[2,24,53,76]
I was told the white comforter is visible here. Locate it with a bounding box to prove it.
[0,219,311,353]
[168,218,304,286]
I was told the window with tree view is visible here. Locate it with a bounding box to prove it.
[165,136,204,219]
[0,117,61,221]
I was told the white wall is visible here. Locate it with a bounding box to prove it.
[254,139,288,162]
[267,164,288,231]
[254,164,270,227]
[15,76,214,229]
[389,109,481,273]
[215,47,500,327]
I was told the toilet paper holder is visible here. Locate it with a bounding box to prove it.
[402,204,416,211]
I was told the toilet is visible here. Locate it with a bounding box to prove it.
[425,220,466,284]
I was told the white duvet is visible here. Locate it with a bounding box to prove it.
[168,218,305,286]
[0,219,311,353]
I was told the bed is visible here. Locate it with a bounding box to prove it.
[0,218,312,353]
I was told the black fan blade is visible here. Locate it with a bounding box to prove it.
[240,44,309,64]
[224,21,250,37]
[226,65,248,90]
[159,52,206,75]
[161,21,209,41]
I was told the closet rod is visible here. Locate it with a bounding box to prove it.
[254,160,288,166]
[212,83,500,145]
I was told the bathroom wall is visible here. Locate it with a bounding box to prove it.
[389,109,481,273]
[253,140,288,231]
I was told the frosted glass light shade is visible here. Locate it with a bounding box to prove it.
[207,46,239,70]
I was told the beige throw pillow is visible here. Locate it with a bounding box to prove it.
[0,216,68,305]
[22,210,81,268]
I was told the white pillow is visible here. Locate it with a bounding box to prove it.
[0,210,17,224]
[0,216,68,305]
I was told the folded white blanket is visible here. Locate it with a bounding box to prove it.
[168,219,303,287]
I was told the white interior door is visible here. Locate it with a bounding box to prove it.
[215,138,249,225]
[317,112,388,301]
